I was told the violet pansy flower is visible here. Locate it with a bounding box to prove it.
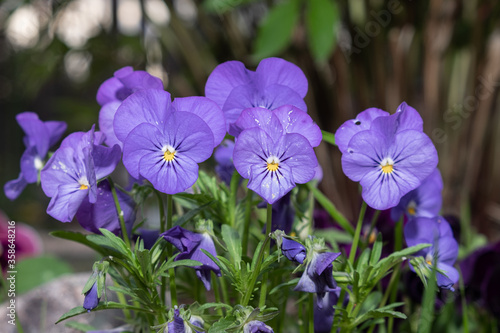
[314,288,343,333]
[75,179,136,236]
[83,282,100,312]
[161,226,221,290]
[229,105,322,148]
[294,250,341,305]
[243,320,274,333]
[5,112,66,200]
[205,57,307,129]
[281,237,306,264]
[341,108,438,210]
[258,193,295,235]
[233,115,318,204]
[404,216,459,291]
[391,168,443,221]
[97,67,164,148]
[40,126,121,222]
[214,139,236,185]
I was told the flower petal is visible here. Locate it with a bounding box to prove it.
[273,105,322,147]
[47,183,88,222]
[16,112,50,157]
[98,101,122,148]
[256,57,308,97]
[4,174,28,200]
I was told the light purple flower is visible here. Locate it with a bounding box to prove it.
[229,105,322,148]
[334,102,423,154]
[40,126,121,222]
[205,58,308,128]
[233,121,318,204]
[404,216,459,291]
[294,251,341,303]
[75,179,136,236]
[5,112,66,200]
[243,320,274,333]
[97,67,164,148]
[281,237,306,264]
[161,226,221,290]
[341,109,438,210]
[83,282,100,312]
[167,308,186,333]
[214,139,236,185]
[391,168,443,221]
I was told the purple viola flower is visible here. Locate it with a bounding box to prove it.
[205,57,308,129]
[294,251,341,303]
[391,168,443,221]
[404,216,459,291]
[214,139,236,185]
[243,320,274,333]
[135,228,160,250]
[5,112,67,200]
[341,108,438,210]
[40,126,121,222]
[281,237,306,264]
[161,226,221,290]
[97,67,164,148]
[233,116,318,204]
[83,281,100,312]
[259,193,295,235]
[167,308,186,333]
[334,102,423,154]
[229,106,322,148]
[75,179,136,236]
[314,288,343,333]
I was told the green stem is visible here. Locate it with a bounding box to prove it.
[258,203,273,309]
[156,191,167,306]
[108,178,131,248]
[241,236,271,306]
[308,293,315,333]
[348,202,367,266]
[166,194,177,307]
[211,272,223,316]
[242,190,253,257]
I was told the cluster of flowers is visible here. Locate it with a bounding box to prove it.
[335,104,459,290]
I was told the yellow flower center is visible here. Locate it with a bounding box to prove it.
[162,145,176,162]
[380,157,394,174]
[368,231,377,244]
[80,184,88,190]
[425,253,433,266]
[266,156,280,172]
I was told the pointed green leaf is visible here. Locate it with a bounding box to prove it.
[306,0,339,62]
[221,225,242,269]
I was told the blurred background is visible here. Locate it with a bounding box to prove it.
[1,0,500,269]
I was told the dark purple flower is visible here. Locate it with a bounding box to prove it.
[391,168,443,221]
[135,228,160,250]
[341,109,438,210]
[233,119,317,204]
[75,179,136,236]
[281,237,306,264]
[404,216,459,290]
[205,58,307,129]
[294,251,341,302]
[5,112,67,200]
[243,320,274,333]
[214,139,236,185]
[167,308,186,332]
[83,281,100,312]
[229,106,321,148]
[97,67,164,148]
[335,102,423,154]
[261,193,295,234]
[40,126,121,222]
[161,226,221,290]
[314,288,343,333]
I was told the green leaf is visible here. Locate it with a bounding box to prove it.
[15,256,73,294]
[321,130,336,145]
[196,302,233,312]
[208,315,237,333]
[254,0,300,59]
[418,264,438,333]
[270,278,300,295]
[174,200,215,227]
[306,0,339,62]
[50,230,107,255]
[64,321,96,332]
[308,183,354,235]
[221,225,242,269]
[369,233,383,266]
[56,302,153,324]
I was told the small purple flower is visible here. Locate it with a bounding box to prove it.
[214,139,236,185]
[97,67,164,148]
[334,102,423,154]
[233,119,318,204]
[341,109,438,210]
[281,237,306,264]
[294,251,341,303]
[167,308,186,332]
[75,179,136,236]
[83,281,100,312]
[135,228,160,250]
[404,216,459,291]
[161,226,221,290]
[5,112,67,200]
[243,320,274,333]
[40,126,121,222]
[229,105,322,148]
[259,193,295,235]
[205,57,308,128]
[391,168,443,221]
[314,288,343,333]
